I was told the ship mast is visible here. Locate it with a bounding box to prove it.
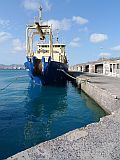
[39,6,42,25]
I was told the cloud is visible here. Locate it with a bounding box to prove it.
[43,18,71,31]
[23,0,38,10]
[43,16,89,32]
[72,16,88,25]
[79,27,88,33]
[0,32,12,43]
[110,45,120,51]
[72,37,80,42]
[12,38,25,53]
[69,37,80,47]
[99,52,111,58]
[90,33,108,43]
[0,18,10,26]
[44,0,51,11]
[69,42,80,47]
[23,0,51,11]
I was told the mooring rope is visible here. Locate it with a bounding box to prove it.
[0,75,28,91]
[57,69,76,80]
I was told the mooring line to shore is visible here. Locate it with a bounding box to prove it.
[0,75,28,91]
[57,69,76,80]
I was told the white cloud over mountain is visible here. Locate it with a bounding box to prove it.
[90,33,108,43]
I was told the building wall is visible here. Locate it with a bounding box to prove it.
[70,59,120,78]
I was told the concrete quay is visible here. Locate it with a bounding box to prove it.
[7,73,120,160]
[76,72,120,114]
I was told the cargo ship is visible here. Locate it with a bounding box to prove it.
[24,7,68,85]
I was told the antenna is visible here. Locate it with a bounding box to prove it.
[39,5,42,24]
[55,29,59,43]
[56,29,59,43]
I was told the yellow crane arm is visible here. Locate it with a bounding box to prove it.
[35,22,45,40]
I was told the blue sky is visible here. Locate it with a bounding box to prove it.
[0,0,120,65]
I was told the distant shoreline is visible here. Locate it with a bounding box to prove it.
[0,64,25,70]
[0,68,25,70]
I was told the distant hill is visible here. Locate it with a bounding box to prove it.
[0,64,25,70]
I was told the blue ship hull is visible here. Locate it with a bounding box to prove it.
[25,56,68,85]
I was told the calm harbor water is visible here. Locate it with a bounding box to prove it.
[0,70,106,159]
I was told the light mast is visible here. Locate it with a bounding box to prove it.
[39,6,42,25]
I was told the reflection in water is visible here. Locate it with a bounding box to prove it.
[0,70,106,160]
[24,83,68,147]
[23,83,107,149]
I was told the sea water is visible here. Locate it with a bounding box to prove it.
[0,70,106,159]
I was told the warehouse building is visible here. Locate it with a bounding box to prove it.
[69,57,120,78]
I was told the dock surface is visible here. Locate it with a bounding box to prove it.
[76,73,120,113]
[77,72,120,98]
[7,73,120,160]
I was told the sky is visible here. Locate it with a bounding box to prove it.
[0,0,120,65]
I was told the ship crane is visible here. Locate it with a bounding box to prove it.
[35,22,45,40]
[26,5,54,58]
